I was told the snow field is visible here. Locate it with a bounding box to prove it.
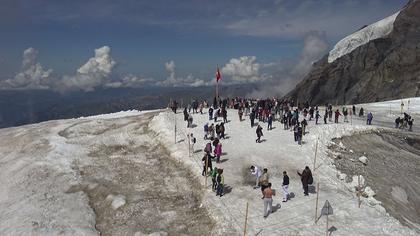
[150,100,419,235]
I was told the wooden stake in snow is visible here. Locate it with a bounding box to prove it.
[315,183,320,224]
[188,133,191,157]
[313,138,318,174]
[358,175,361,208]
[174,110,177,144]
[243,201,249,236]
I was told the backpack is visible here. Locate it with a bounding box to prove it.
[308,174,313,185]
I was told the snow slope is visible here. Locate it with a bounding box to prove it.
[328,11,400,63]
[150,98,420,235]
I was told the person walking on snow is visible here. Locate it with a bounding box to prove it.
[256,124,263,143]
[216,169,224,197]
[189,133,196,153]
[297,166,313,196]
[208,107,214,120]
[201,152,214,176]
[334,109,341,123]
[263,183,275,218]
[250,111,256,128]
[260,168,270,197]
[267,114,273,130]
[214,142,222,163]
[282,171,290,202]
[367,112,373,125]
[315,110,321,125]
[238,107,244,121]
[250,166,262,189]
[211,167,218,191]
[203,123,209,140]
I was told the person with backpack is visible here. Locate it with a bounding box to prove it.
[256,125,263,143]
[263,183,275,218]
[214,142,222,163]
[282,171,290,202]
[209,124,215,140]
[211,167,218,191]
[201,152,214,176]
[297,166,313,196]
[216,169,224,197]
[259,168,269,197]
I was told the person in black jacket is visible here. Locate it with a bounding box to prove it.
[201,152,214,176]
[297,166,312,196]
[282,171,290,202]
[256,125,263,143]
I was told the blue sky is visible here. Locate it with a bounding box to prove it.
[0,0,408,91]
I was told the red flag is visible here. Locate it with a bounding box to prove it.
[216,67,221,83]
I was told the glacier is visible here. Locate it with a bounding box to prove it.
[328,11,400,63]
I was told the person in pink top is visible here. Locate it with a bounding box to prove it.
[214,142,222,163]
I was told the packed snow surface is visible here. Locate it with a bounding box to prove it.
[149,97,420,235]
[328,11,400,63]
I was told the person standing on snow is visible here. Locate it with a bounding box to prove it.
[203,123,209,140]
[297,166,313,196]
[208,107,214,120]
[256,124,263,143]
[201,152,214,176]
[267,114,273,130]
[323,110,328,124]
[250,166,262,189]
[216,169,224,197]
[367,112,373,125]
[214,142,222,163]
[250,111,256,128]
[343,107,349,122]
[263,183,275,218]
[334,109,341,123]
[259,168,270,197]
[211,167,218,191]
[219,122,226,139]
[282,171,290,202]
[315,110,321,125]
[238,107,244,121]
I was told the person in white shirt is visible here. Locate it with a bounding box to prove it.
[250,166,262,189]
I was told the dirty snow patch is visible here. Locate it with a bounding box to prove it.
[391,186,409,204]
[359,156,368,165]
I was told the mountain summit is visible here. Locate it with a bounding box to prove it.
[286,0,420,105]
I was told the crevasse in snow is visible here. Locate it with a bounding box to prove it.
[328,11,400,63]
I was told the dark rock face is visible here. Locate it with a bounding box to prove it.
[286,0,420,105]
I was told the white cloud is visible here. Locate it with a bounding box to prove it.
[246,31,329,97]
[105,74,154,88]
[0,48,54,89]
[221,56,266,83]
[59,46,116,91]
[159,60,208,87]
